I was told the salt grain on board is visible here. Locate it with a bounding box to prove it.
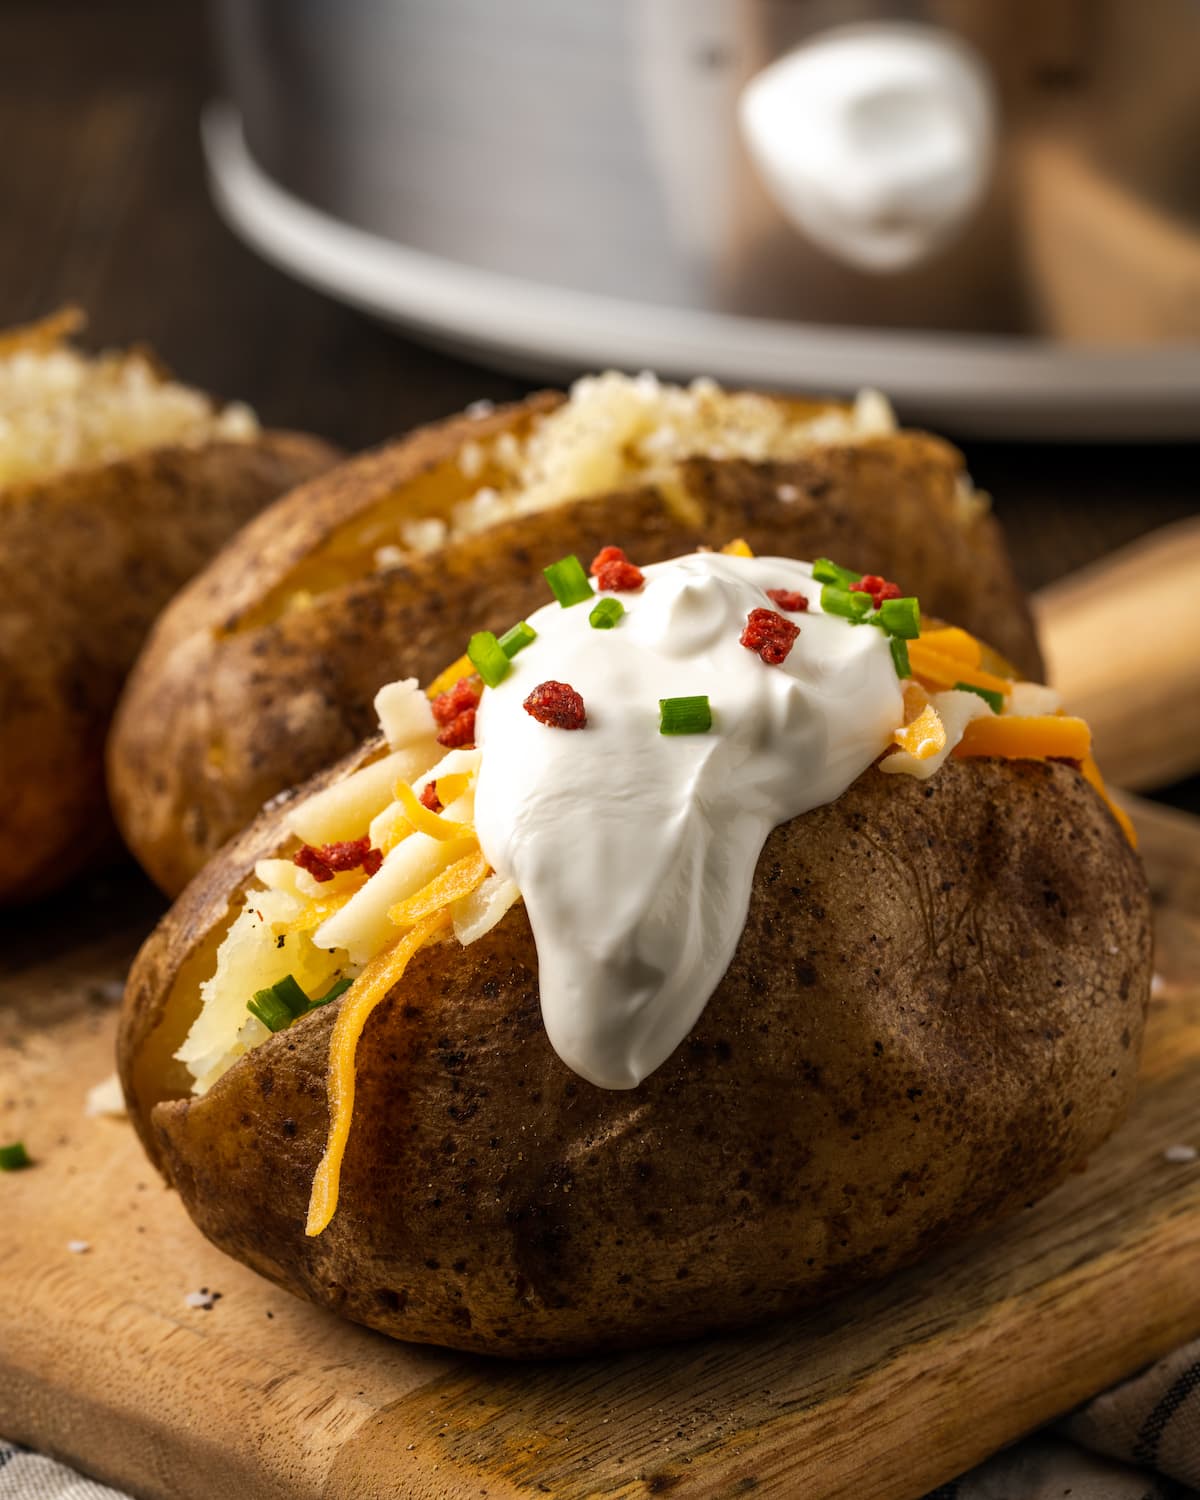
[1164,1144,1198,1164]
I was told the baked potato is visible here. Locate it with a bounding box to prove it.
[0,310,338,902]
[108,375,1042,896]
[119,548,1148,1358]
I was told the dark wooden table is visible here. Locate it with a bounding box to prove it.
[3,0,1197,808]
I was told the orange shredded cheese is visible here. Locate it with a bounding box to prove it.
[894,703,947,761]
[425,654,473,699]
[306,909,449,1237]
[952,714,1091,762]
[388,850,490,928]
[393,779,471,841]
[1081,754,1138,848]
[721,537,754,557]
[908,641,1013,699]
[914,626,981,667]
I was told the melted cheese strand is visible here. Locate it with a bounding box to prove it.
[305,909,449,1237]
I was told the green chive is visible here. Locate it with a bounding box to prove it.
[248,989,294,1033]
[498,620,537,658]
[890,636,912,679]
[309,975,353,1009]
[812,557,862,589]
[877,596,921,639]
[659,695,713,735]
[589,597,625,630]
[467,630,510,689]
[543,554,594,608]
[820,584,873,621]
[262,975,304,1018]
[954,680,1003,714]
[0,1142,31,1171]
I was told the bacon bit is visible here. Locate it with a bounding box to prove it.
[524,680,587,730]
[765,588,809,613]
[431,674,482,726]
[294,836,383,883]
[850,573,902,609]
[589,544,644,592]
[431,675,481,748]
[419,781,442,813]
[436,707,476,749]
[740,608,800,666]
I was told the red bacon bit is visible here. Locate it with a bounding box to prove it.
[436,707,476,749]
[765,588,809,613]
[431,674,482,725]
[432,674,482,748]
[293,835,383,883]
[740,607,801,666]
[419,781,442,813]
[850,573,902,609]
[524,680,587,730]
[589,544,644,593]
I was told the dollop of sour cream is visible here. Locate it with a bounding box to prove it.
[473,552,904,1090]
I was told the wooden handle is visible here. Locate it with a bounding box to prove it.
[1033,517,1200,790]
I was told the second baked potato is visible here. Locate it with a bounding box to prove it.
[108,376,1041,894]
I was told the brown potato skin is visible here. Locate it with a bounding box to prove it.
[108,398,1042,895]
[0,431,339,902]
[120,757,1150,1357]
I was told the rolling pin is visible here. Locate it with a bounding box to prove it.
[1033,516,1200,791]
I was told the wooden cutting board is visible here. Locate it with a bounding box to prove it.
[1,791,1198,1500]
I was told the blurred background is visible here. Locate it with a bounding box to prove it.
[2,0,1197,805]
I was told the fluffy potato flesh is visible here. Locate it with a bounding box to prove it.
[0,308,258,486]
[108,378,1043,895]
[120,751,1151,1358]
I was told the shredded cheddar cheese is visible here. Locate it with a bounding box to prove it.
[894,702,947,761]
[306,909,450,1237]
[721,537,754,557]
[388,850,490,928]
[952,713,1091,762]
[393,780,472,841]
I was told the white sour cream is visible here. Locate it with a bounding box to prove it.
[473,552,904,1089]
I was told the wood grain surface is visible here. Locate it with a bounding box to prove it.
[0,794,1197,1500]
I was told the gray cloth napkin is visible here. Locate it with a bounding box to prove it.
[5,1339,1198,1499]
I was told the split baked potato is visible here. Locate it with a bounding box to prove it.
[119,560,1148,1358]
[109,376,1042,895]
[0,310,338,902]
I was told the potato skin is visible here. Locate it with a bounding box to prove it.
[108,398,1042,895]
[121,757,1150,1357]
[0,431,339,902]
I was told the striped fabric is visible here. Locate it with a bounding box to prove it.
[3,1340,1198,1498]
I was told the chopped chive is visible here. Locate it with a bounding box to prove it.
[659,695,713,735]
[543,554,594,608]
[589,597,625,630]
[309,975,353,1009]
[0,1142,31,1171]
[954,680,1004,714]
[467,630,511,689]
[498,620,537,658]
[248,989,294,1033]
[812,557,862,589]
[890,636,912,679]
[877,596,921,639]
[267,974,308,1018]
[820,584,873,621]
